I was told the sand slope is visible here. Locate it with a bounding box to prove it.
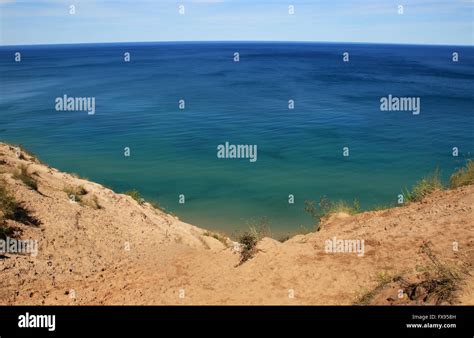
[0,143,472,305]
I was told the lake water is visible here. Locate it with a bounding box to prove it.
[0,42,473,236]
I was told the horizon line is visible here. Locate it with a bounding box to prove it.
[1,40,473,48]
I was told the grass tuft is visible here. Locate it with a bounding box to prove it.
[13,164,38,191]
[0,224,17,240]
[403,168,443,202]
[124,189,145,205]
[399,242,462,305]
[304,197,360,230]
[63,185,87,203]
[203,231,229,246]
[449,160,474,188]
[0,180,40,226]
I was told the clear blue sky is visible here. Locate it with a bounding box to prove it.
[1,0,473,46]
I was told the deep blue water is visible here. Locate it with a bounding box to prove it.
[0,42,473,236]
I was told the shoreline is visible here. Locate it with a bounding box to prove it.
[0,142,473,305]
[2,142,472,241]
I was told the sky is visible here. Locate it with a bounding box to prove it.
[0,0,473,46]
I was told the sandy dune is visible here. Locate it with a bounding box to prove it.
[0,143,472,305]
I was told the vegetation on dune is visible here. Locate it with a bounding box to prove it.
[304,197,360,231]
[0,181,19,220]
[203,230,229,246]
[354,241,464,305]
[4,144,474,250]
[63,184,88,203]
[238,231,259,265]
[0,212,22,240]
[405,241,462,305]
[124,189,145,205]
[354,272,399,305]
[237,217,270,265]
[303,161,473,234]
[123,189,168,213]
[326,199,360,215]
[402,167,443,202]
[63,184,103,209]
[13,164,38,191]
[0,224,18,241]
[450,160,474,188]
[0,179,40,227]
[235,160,474,246]
[401,161,473,202]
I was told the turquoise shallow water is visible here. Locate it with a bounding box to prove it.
[0,42,473,236]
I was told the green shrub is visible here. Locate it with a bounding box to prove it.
[0,224,20,240]
[124,189,145,205]
[450,160,474,188]
[237,217,270,264]
[238,231,259,264]
[305,197,360,230]
[403,168,443,202]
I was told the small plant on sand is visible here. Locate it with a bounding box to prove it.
[0,225,12,240]
[0,181,19,220]
[13,164,38,191]
[247,216,271,238]
[0,223,21,240]
[0,180,40,226]
[327,199,360,215]
[203,231,229,246]
[450,160,474,188]
[403,168,443,202]
[399,242,462,305]
[354,272,400,305]
[124,189,145,205]
[305,196,360,231]
[237,217,270,265]
[64,185,87,203]
[238,231,259,264]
